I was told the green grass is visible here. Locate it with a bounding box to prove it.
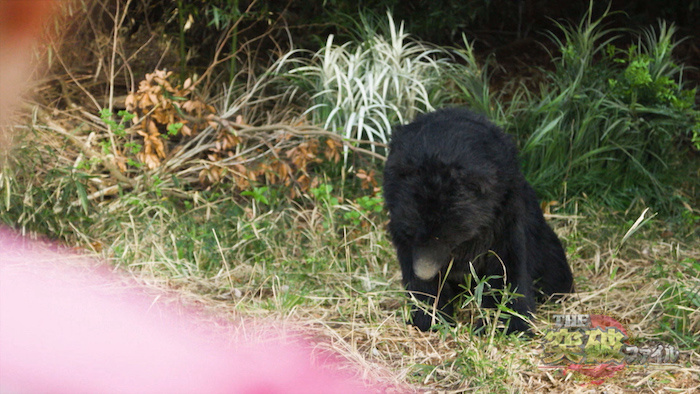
[647,257,700,349]
[0,130,95,238]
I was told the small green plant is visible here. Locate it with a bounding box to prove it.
[310,184,339,206]
[241,186,270,205]
[343,193,383,226]
[680,209,700,228]
[459,263,528,338]
[607,45,696,109]
[166,122,184,137]
[99,108,135,137]
[605,29,700,151]
[99,108,142,164]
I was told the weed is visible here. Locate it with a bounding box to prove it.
[649,258,700,349]
[342,193,383,226]
[241,186,271,206]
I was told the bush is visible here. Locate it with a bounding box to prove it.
[500,7,699,210]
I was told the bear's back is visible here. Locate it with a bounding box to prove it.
[388,108,518,172]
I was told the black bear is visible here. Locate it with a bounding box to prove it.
[383,108,574,333]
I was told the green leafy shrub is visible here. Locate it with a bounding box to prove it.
[501,7,699,210]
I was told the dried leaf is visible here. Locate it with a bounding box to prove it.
[356,169,377,190]
[181,100,196,113]
[139,94,152,109]
[147,92,159,107]
[147,119,159,134]
[138,79,150,92]
[153,109,169,124]
[125,94,136,111]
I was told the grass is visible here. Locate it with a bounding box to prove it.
[2,152,698,391]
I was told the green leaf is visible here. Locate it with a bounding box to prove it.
[167,122,184,136]
[75,181,89,214]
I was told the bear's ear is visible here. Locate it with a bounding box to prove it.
[388,162,414,180]
[453,168,497,196]
[387,154,420,174]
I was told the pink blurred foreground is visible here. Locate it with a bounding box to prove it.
[0,228,376,393]
[0,3,385,392]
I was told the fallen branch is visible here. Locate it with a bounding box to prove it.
[209,116,389,161]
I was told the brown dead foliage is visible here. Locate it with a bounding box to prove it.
[118,69,348,198]
[124,69,217,169]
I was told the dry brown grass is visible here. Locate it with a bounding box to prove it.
[113,204,698,393]
[7,209,697,393]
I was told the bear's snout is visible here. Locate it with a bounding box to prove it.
[412,245,450,280]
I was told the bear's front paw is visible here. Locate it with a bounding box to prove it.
[409,307,455,332]
[505,315,533,335]
[409,309,434,332]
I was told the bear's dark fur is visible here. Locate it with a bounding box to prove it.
[383,108,574,333]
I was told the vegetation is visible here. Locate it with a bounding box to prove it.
[275,12,460,160]
[505,10,700,210]
[1,1,698,391]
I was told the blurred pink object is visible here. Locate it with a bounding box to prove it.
[0,227,375,393]
[0,3,384,393]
